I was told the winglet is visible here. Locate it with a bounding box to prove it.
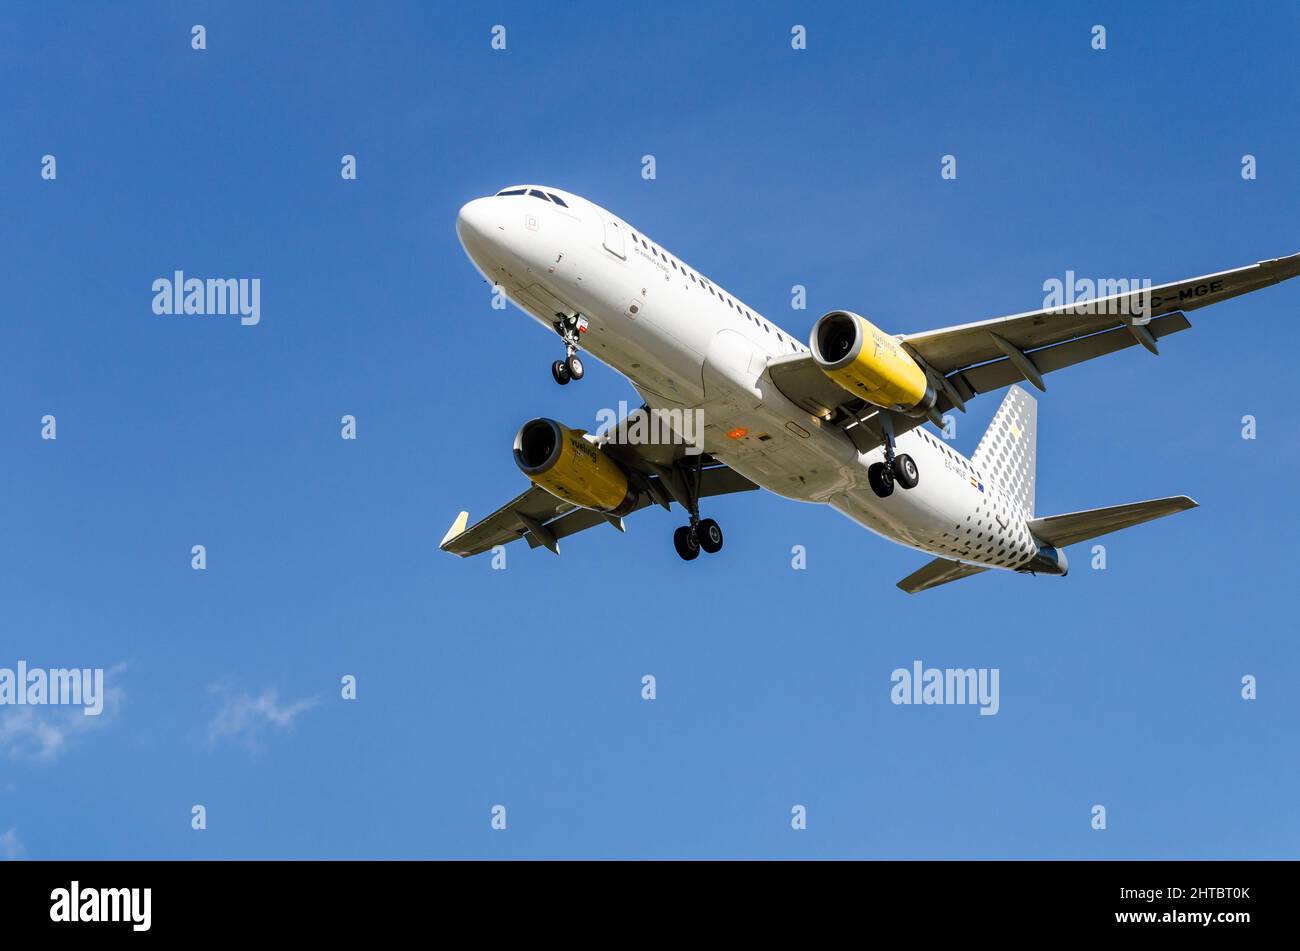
[440,511,470,548]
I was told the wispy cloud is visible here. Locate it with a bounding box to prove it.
[207,683,317,751]
[0,663,125,762]
[0,828,25,860]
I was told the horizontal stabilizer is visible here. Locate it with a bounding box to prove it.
[1027,496,1198,549]
[897,557,990,594]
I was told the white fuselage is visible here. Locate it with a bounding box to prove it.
[456,186,1047,573]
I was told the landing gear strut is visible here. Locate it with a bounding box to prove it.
[550,314,586,385]
[671,453,724,561]
[868,411,920,498]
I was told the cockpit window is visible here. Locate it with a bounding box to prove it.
[495,187,554,204]
[545,192,568,207]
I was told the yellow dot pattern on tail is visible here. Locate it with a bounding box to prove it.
[972,385,1037,517]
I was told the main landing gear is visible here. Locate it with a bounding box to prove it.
[674,519,723,561]
[867,413,920,499]
[550,314,586,385]
[671,454,724,561]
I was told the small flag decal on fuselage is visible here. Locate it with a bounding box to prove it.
[970,477,984,492]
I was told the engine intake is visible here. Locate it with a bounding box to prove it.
[513,418,637,516]
[810,311,936,416]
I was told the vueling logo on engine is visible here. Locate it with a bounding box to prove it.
[567,433,599,461]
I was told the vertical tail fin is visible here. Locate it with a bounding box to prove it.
[972,385,1037,516]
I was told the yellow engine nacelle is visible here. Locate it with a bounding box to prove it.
[809,311,936,415]
[513,418,638,515]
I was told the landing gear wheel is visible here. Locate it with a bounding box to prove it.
[673,525,701,561]
[892,453,919,489]
[552,315,586,385]
[697,518,723,554]
[868,461,895,498]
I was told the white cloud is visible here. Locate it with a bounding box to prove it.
[207,683,317,751]
[0,828,25,860]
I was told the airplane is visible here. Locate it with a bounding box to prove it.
[441,184,1299,593]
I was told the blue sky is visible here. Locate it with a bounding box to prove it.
[2,0,1297,858]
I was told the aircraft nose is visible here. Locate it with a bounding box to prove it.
[456,197,497,248]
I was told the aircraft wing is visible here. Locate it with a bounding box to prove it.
[440,408,759,557]
[900,252,1300,383]
[768,252,1300,452]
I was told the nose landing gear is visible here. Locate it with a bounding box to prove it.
[550,314,587,385]
[551,356,583,385]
